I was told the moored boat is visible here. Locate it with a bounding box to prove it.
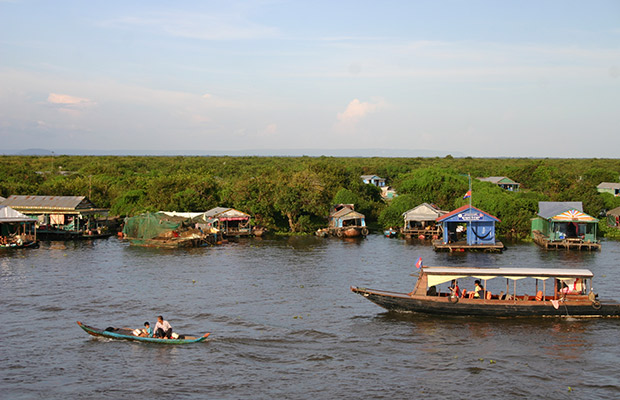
[351,266,620,317]
[77,321,210,344]
[0,240,39,249]
[383,228,397,238]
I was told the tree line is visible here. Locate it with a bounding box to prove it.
[1,155,620,239]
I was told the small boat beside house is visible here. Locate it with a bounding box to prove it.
[77,321,210,344]
[383,228,398,238]
[0,205,39,249]
[316,204,368,238]
[531,201,601,251]
[351,266,620,317]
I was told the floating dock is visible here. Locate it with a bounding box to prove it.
[402,228,441,240]
[532,231,600,251]
[432,240,505,253]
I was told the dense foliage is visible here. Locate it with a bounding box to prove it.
[1,155,620,239]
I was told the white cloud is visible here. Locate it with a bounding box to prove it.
[337,98,383,123]
[47,93,94,107]
[334,98,385,135]
[47,93,96,117]
[104,11,278,41]
[258,123,278,137]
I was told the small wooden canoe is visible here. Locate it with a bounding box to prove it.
[77,321,210,344]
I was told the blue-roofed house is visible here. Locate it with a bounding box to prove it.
[433,205,503,252]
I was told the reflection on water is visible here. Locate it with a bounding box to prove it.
[1,237,620,398]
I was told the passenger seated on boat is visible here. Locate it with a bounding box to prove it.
[460,289,467,298]
[141,322,153,337]
[153,316,173,339]
[498,291,505,300]
[535,291,543,301]
[469,280,483,299]
[427,286,438,296]
[449,280,460,298]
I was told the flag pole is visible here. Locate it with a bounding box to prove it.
[469,173,472,210]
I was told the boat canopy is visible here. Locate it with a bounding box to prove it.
[416,267,594,287]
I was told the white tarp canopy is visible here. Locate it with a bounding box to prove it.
[418,267,593,284]
[0,205,37,223]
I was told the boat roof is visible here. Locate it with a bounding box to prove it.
[418,266,594,279]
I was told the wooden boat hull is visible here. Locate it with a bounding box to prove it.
[343,227,363,237]
[0,240,39,250]
[316,227,369,238]
[77,321,210,344]
[78,233,113,240]
[37,229,81,241]
[128,237,206,248]
[351,287,620,317]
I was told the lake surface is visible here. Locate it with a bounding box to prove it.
[2,235,620,399]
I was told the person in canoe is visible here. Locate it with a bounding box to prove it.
[449,280,460,298]
[132,321,153,337]
[153,315,173,339]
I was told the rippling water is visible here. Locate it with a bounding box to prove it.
[2,236,620,399]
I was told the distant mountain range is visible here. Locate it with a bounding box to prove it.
[5,148,466,157]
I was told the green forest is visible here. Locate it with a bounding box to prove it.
[1,155,620,240]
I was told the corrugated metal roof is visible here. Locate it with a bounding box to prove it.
[330,206,364,220]
[402,203,447,221]
[2,195,108,214]
[537,201,583,220]
[608,206,620,216]
[597,182,620,190]
[478,176,519,185]
[360,175,384,180]
[1,195,103,212]
[204,207,232,217]
[204,207,250,218]
[437,205,500,223]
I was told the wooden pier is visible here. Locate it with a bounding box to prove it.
[532,230,601,251]
[432,240,505,253]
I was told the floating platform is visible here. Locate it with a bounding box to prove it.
[402,228,441,240]
[432,240,505,253]
[532,231,600,251]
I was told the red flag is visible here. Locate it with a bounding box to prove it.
[415,257,422,269]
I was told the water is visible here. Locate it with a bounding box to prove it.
[2,236,620,399]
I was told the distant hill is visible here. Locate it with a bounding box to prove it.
[4,148,466,157]
[15,148,55,156]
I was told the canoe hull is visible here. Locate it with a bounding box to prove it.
[351,287,620,318]
[77,321,210,344]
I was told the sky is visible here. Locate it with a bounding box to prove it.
[1,0,619,157]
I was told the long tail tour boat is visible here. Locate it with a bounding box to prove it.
[351,266,620,317]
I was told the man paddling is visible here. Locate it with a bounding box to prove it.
[153,315,173,339]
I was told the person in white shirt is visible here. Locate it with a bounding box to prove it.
[153,315,173,338]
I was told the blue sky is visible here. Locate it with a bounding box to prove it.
[1,0,619,157]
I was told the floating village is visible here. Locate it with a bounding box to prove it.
[3,174,620,323]
[2,175,617,252]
